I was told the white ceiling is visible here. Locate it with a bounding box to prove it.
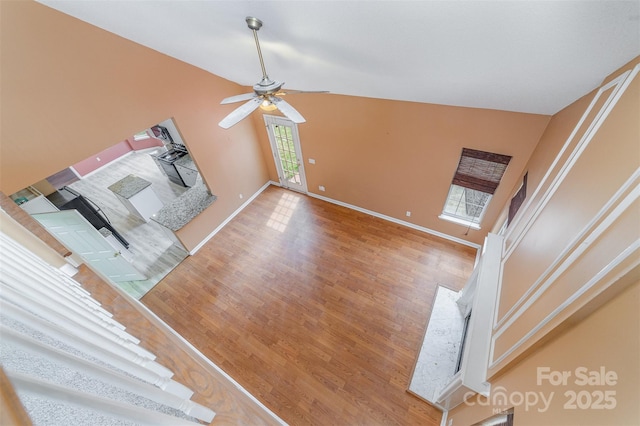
[37,1,640,115]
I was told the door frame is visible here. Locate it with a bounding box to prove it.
[263,115,308,193]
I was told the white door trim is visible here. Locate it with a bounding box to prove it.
[263,115,308,193]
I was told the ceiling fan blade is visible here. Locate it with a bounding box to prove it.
[270,96,306,124]
[218,97,262,129]
[221,92,257,104]
[276,90,329,96]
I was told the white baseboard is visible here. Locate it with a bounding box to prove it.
[77,147,164,180]
[191,181,480,254]
[77,150,136,180]
[306,192,481,250]
[189,181,273,255]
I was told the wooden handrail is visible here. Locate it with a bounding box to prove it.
[0,367,32,426]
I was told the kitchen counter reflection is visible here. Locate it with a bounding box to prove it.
[174,154,197,171]
[151,182,217,231]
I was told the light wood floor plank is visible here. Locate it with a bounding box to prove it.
[142,185,476,425]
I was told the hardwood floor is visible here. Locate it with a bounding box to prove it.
[141,186,476,425]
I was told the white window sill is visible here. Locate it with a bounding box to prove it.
[438,214,482,230]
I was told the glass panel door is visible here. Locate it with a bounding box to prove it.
[264,115,307,193]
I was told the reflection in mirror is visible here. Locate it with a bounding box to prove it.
[8,117,202,300]
[471,408,514,426]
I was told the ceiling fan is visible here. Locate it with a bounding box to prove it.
[218,17,327,129]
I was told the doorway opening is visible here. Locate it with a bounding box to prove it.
[264,115,308,193]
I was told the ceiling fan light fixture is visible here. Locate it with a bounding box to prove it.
[260,99,278,111]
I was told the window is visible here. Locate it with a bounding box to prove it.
[507,172,527,226]
[440,148,512,229]
[133,130,150,141]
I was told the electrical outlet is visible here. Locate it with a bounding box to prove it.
[319,185,325,192]
[308,158,316,164]
[406,211,411,217]
[239,193,243,199]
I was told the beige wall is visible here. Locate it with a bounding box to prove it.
[254,95,550,246]
[1,2,552,248]
[494,58,639,370]
[449,279,640,426]
[0,1,270,251]
[490,90,597,235]
[449,57,640,425]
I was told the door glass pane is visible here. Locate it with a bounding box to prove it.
[273,124,301,185]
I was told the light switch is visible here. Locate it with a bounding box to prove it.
[308,158,316,164]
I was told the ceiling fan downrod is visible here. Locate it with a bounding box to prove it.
[246,16,274,88]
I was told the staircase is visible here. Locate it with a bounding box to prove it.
[0,231,215,425]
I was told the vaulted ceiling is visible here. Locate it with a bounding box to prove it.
[37,1,639,115]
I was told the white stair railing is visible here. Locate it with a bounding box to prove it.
[2,327,214,421]
[0,231,215,424]
[6,372,198,426]
[0,238,141,346]
[2,249,124,331]
[0,300,191,397]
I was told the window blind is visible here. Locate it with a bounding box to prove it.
[452,148,512,194]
